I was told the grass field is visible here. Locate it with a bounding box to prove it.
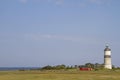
[0,70,120,80]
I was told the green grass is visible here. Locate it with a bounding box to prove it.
[0,70,120,80]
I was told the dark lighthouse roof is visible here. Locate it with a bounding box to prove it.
[104,46,111,51]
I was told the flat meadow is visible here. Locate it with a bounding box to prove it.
[0,70,120,80]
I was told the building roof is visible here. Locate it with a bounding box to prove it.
[104,46,111,51]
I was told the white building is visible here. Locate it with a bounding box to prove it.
[104,46,112,69]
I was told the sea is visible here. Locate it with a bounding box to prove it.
[0,67,40,71]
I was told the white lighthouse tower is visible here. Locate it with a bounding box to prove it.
[104,45,112,69]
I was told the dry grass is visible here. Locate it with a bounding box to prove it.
[0,70,120,80]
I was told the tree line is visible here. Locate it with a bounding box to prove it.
[40,63,109,70]
[40,64,74,70]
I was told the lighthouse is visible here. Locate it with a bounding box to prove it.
[104,45,112,69]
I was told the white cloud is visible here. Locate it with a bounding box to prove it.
[55,0,64,5]
[19,0,64,5]
[18,0,111,6]
[24,34,102,45]
[47,0,64,6]
[26,34,80,42]
[42,34,80,42]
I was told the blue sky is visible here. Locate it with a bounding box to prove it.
[0,0,120,67]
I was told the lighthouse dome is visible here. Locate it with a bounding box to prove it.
[104,46,111,51]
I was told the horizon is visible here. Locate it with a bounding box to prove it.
[0,0,120,67]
